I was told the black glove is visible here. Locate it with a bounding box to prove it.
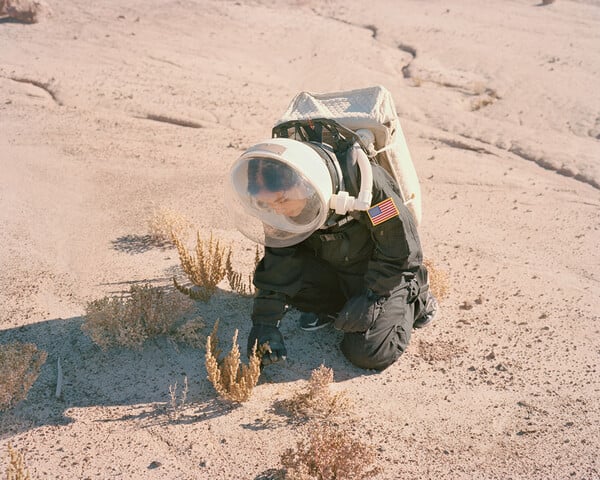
[335,290,385,333]
[247,324,287,366]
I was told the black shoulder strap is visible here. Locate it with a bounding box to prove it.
[338,145,361,197]
[272,118,369,155]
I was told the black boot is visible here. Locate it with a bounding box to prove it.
[299,312,335,331]
[413,293,439,329]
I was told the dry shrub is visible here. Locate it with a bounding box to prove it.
[278,366,381,478]
[470,87,499,111]
[0,343,47,411]
[225,245,261,296]
[471,81,487,95]
[0,0,51,23]
[172,231,229,301]
[168,376,188,421]
[279,365,350,422]
[82,284,195,350]
[205,321,261,403]
[281,423,381,480]
[147,206,191,245]
[225,250,252,296]
[424,258,449,300]
[470,96,495,111]
[5,444,31,480]
[171,317,206,349]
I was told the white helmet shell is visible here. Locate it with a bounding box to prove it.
[229,138,335,247]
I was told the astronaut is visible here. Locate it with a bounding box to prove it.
[229,132,437,371]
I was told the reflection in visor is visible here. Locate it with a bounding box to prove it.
[250,181,315,220]
[230,154,328,247]
[242,157,319,225]
[247,157,300,195]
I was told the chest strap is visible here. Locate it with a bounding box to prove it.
[320,213,355,232]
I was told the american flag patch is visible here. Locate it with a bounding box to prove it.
[367,197,399,226]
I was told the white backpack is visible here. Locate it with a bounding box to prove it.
[273,85,422,227]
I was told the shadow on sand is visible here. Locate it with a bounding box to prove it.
[0,289,371,437]
[110,234,173,254]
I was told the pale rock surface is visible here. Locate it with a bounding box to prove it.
[0,1,599,479]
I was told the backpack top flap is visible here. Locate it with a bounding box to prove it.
[274,85,397,151]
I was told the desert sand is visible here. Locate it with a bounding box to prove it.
[1,0,599,478]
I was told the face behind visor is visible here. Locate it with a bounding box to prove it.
[229,138,337,248]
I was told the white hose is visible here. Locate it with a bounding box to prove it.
[329,140,373,214]
[354,143,373,210]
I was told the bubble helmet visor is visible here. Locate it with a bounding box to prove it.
[229,138,336,248]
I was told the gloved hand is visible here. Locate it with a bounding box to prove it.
[334,290,385,333]
[247,324,287,366]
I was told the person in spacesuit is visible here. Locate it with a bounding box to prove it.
[229,133,437,371]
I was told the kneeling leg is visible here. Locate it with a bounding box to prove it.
[340,289,414,370]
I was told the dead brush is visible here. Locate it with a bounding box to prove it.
[170,317,207,349]
[168,376,189,421]
[281,422,382,480]
[5,444,31,480]
[147,206,191,245]
[0,342,47,411]
[205,321,261,403]
[225,245,261,296]
[82,284,195,350]
[172,230,229,301]
[424,258,449,301]
[278,365,350,422]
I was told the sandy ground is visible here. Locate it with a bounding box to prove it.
[1,0,599,478]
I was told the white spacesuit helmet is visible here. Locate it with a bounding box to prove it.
[229,137,373,248]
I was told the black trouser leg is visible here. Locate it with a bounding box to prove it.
[340,287,414,370]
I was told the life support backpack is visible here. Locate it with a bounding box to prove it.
[272,85,422,227]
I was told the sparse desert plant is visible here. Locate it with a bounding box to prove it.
[147,206,191,245]
[5,444,31,480]
[82,284,195,350]
[171,317,206,349]
[281,423,381,480]
[225,250,252,296]
[225,245,261,296]
[172,230,230,301]
[470,87,499,111]
[278,365,351,422]
[470,81,487,96]
[168,376,188,420]
[470,95,495,111]
[0,0,51,24]
[205,321,261,403]
[424,258,449,300]
[0,342,47,411]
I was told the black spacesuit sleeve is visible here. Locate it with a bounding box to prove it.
[362,166,423,296]
[250,246,304,326]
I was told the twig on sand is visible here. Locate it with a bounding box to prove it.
[55,358,63,399]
